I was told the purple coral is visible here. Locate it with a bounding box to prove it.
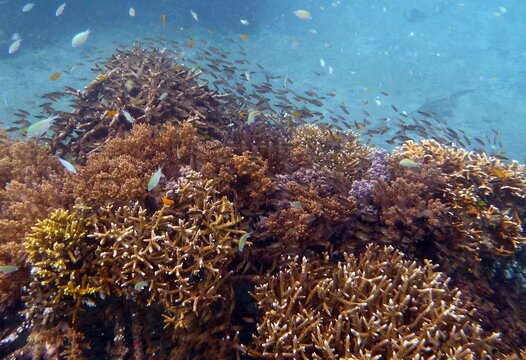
[349,148,389,215]
[275,165,334,195]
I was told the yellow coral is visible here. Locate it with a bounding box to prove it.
[24,207,105,322]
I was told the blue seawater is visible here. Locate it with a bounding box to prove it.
[0,0,524,160]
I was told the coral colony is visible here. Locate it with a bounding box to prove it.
[0,43,525,359]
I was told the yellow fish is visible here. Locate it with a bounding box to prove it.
[161,196,175,206]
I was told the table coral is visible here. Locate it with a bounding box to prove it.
[250,244,500,359]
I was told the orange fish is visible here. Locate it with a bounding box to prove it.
[491,168,506,178]
[106,110,118,117]
[240,34,249,40]
[187,40,194,48]
[50,72,61,81]
[161,196,174,206]
[96,74,107,81]
[162,14,166,27]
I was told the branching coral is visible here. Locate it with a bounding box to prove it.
[199,148,275,213]
[63,122,199,206]
[0,135,72,312]
[93,175,245,358]
[263,180,355,250]
[47,45,238,160]
[224,120,295,174]
[24,207,104,326]
[372,159,450,259]
[397,139,526,262]
[290,124,370,181]
[250,244,501,359]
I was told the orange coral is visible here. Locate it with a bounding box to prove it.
[0,136,72,312]
[63,123,198,206]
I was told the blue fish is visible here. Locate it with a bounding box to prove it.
[57,156,77,173]
[147,167,163,191]
[27,115,58,138]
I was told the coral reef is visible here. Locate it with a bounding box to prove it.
[397,139,525,262]
[290,124,370,181]
[46,44,239,161]
[250,245,500,359]
[1,44,525,359]
[24,207,102,326]
[0,133,72,314]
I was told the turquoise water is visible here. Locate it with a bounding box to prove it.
[1,0,525,161]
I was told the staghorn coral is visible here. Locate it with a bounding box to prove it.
[93,175,245,359]
[46,45,239,161]
[397,139,526,263]
[290,123,370,181]
[250,244,501,359]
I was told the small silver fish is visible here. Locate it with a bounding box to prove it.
[134,280,148,291]
[289,201,303,209]
[27,115,58,138]
[0,265,18,273]
[57,156,77,173]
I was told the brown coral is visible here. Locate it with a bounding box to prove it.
[92,175,245,359]
[250,244,501,359]
[46,45,239,161]
[264,180,355,249]
[397,139,526,263]
[0,135,72,312]
[63,122,198,207]
[291,124,370,181]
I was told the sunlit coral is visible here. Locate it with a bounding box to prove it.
[93,175,245,358]
[250,244,500,359]
[24,207,104,326]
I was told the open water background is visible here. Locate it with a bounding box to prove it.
[0,0,524,161]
